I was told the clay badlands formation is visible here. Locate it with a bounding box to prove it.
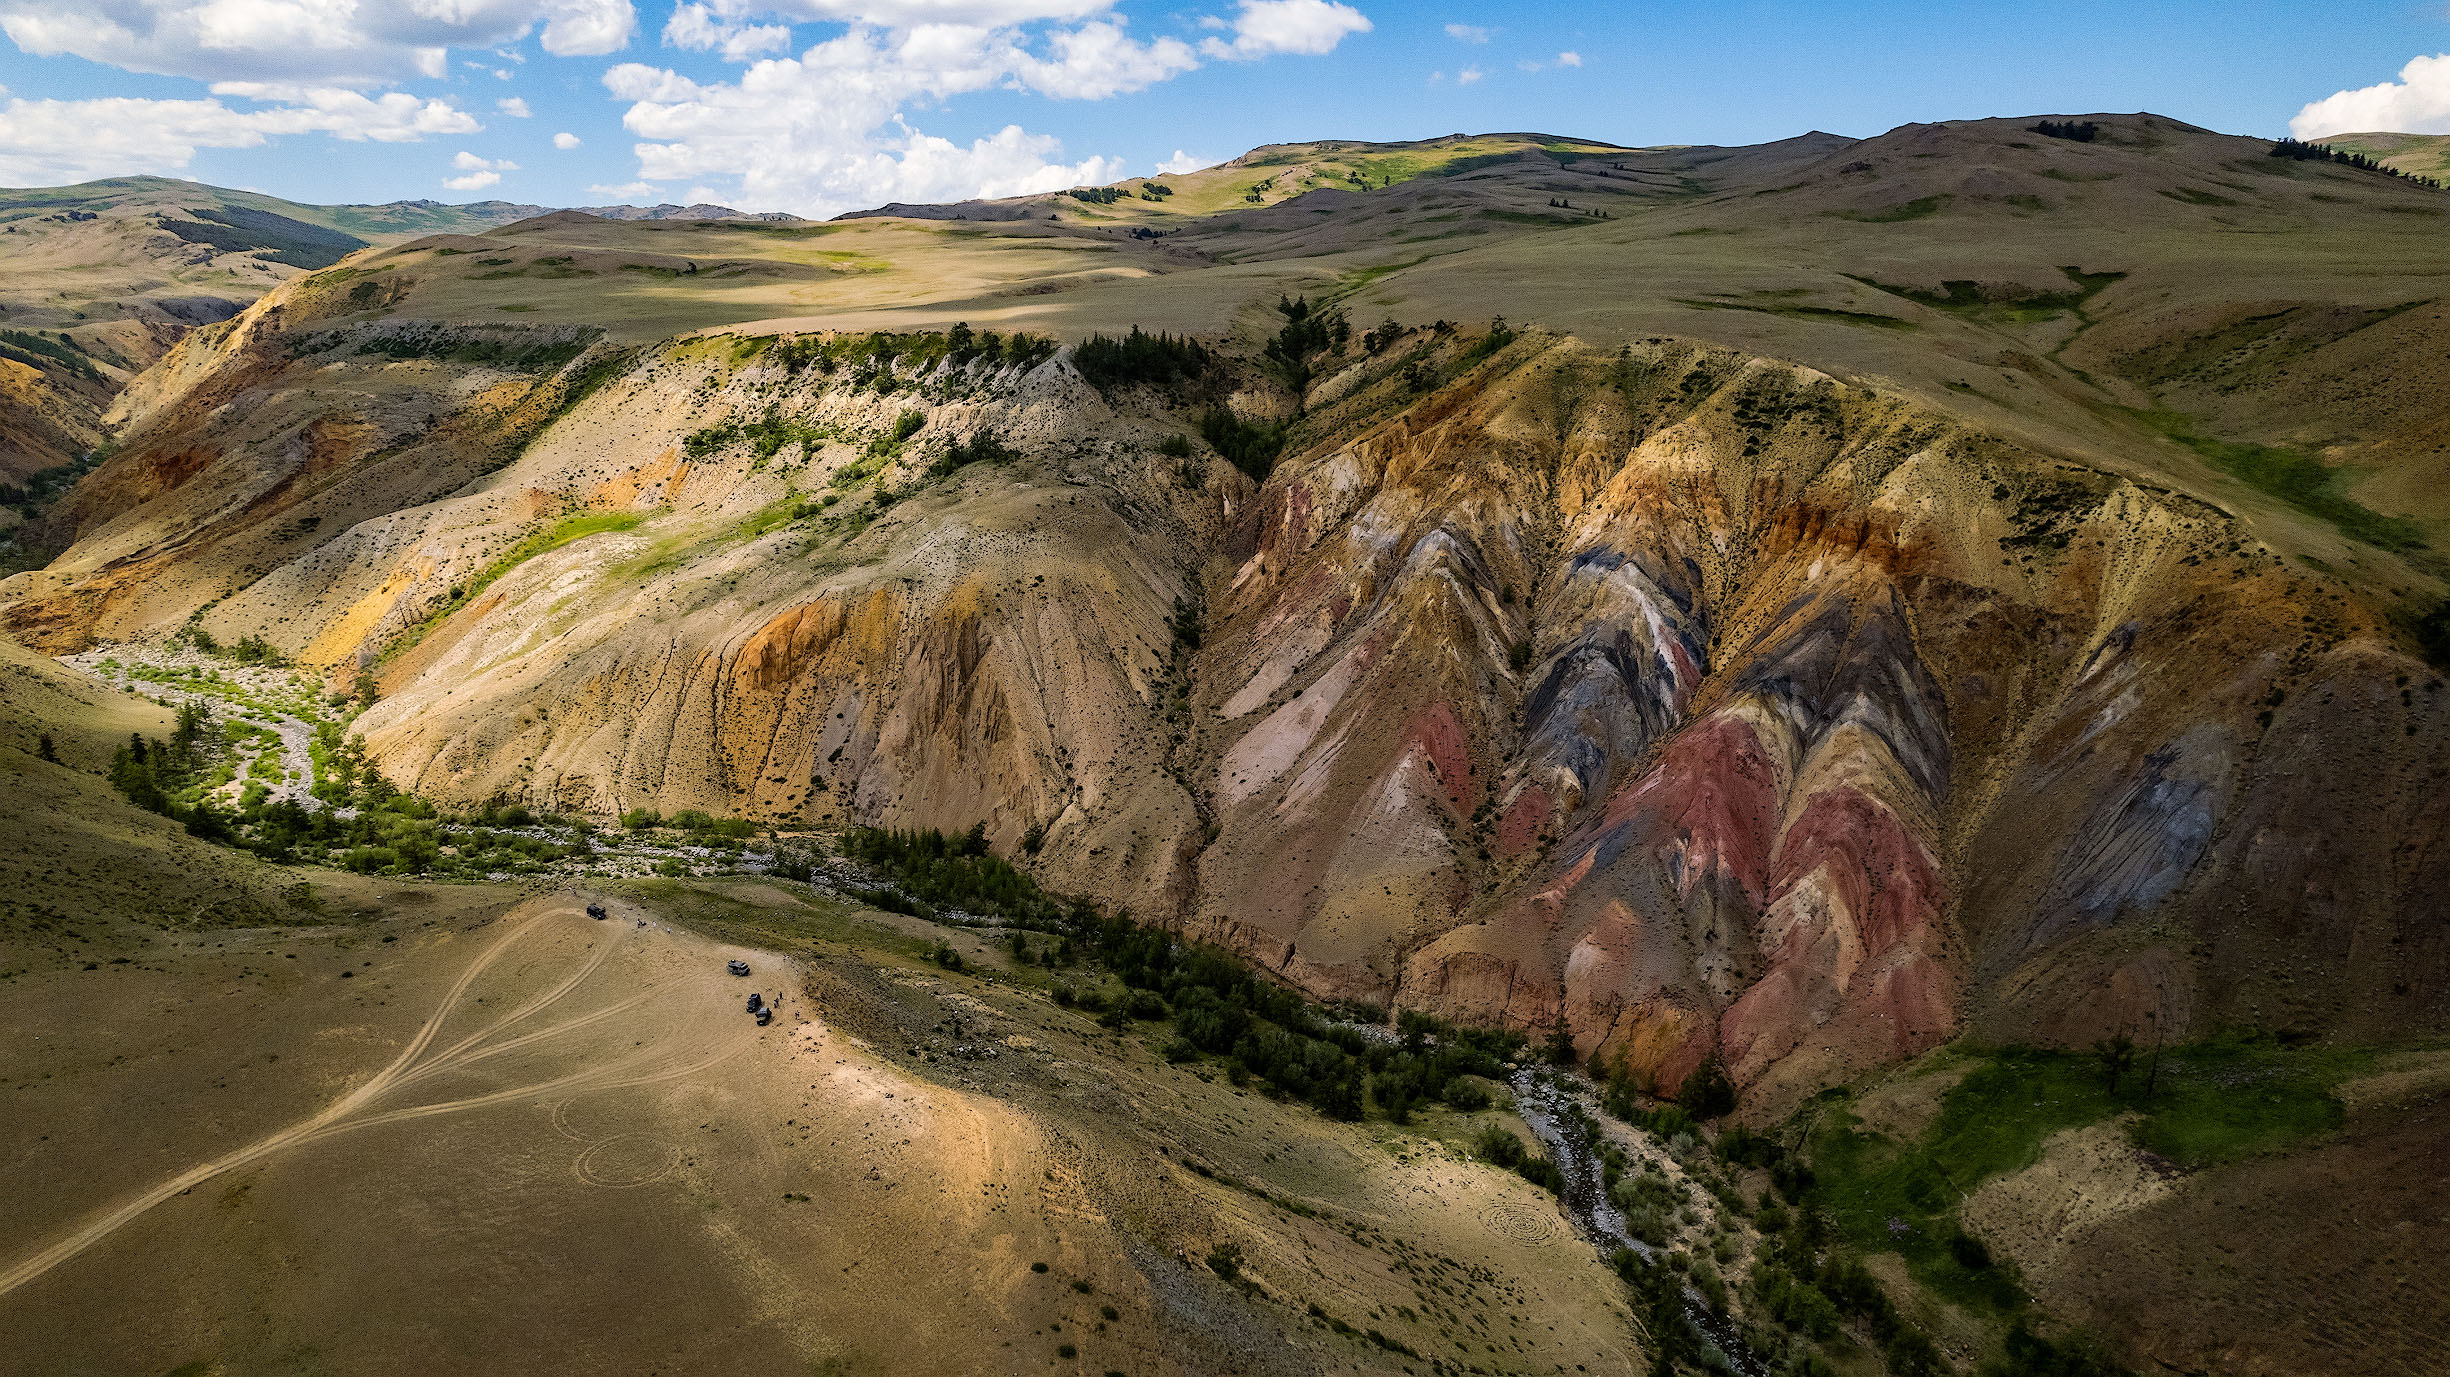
[3,115,2448,1376]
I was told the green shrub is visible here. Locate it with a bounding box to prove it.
[1260,295,1348,392]
[1459,316,1517,365]
[2032,119,2098,143]
[1200,410,1287,481]
[930,428,1019,477]
[1516,1155,1565,1194]
[2269,137,2445,189]
[842,824,1520,1124]
[1074,327,1210,395]
[0,329,103,383]
[1679,1055,1737,1119]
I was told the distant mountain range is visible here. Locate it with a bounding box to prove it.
[0,176,791,241]
[316,196,798,236]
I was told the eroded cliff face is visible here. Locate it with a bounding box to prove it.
[1189,338,2447,1107]
[7,307,2445,1109]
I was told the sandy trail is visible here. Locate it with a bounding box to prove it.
[0,897,744,1302]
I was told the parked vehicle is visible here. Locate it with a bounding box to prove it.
[747,992,763,1013]
[727,959,750,976]
[586,903,607,920]
[755,1006,773,1026]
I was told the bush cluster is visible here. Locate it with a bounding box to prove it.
[0,328,103,383]
[2269,137,2445,189]
[1199,410,1287,481]
[2031,120,2098,143]
[0,450,102,519]
[753,324,1056,379]
[107,708,468,871]
[683,408,834,463]
[1261,295,1349,393]
[348,325,595,372]
[840,824,1526,1122]
[618,807,759,846]
[1073,327,1211,396]
[928,428,1019,478]
[1472,1122,1564,1193]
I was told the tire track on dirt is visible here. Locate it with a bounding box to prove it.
[0,899,737,1303]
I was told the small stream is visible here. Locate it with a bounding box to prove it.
[1511,1069,1764,1377]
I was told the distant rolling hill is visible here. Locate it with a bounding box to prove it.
[838,130,1661,221]
[7,113,2450,1376]
[0,177,782,490]
[2322,130,2450,180]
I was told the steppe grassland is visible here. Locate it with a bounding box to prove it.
[0,831,1640,1376]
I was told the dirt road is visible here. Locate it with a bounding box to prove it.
[0,896,751,1303]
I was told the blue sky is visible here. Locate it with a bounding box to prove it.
[2,0,2446,216]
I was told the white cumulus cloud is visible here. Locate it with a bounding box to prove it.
[0,0,638,86]
[1456,64,1481,86]
[0,0,636,178]
[1199,0,1369,60]
[1555,49,1580,68]
[2293,53,2450,138]
[733,1,1115,23]
[0,0,1369,213]
[1443,23,1488,43]
[1013,20,1197,99]
[602,2,1359,216]
[1155,148,1213,174]
[445,149,518,190]
[537,0,636,54]
[664,2,794,60]
[606,36,1122,215]
[0,88,479,184]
